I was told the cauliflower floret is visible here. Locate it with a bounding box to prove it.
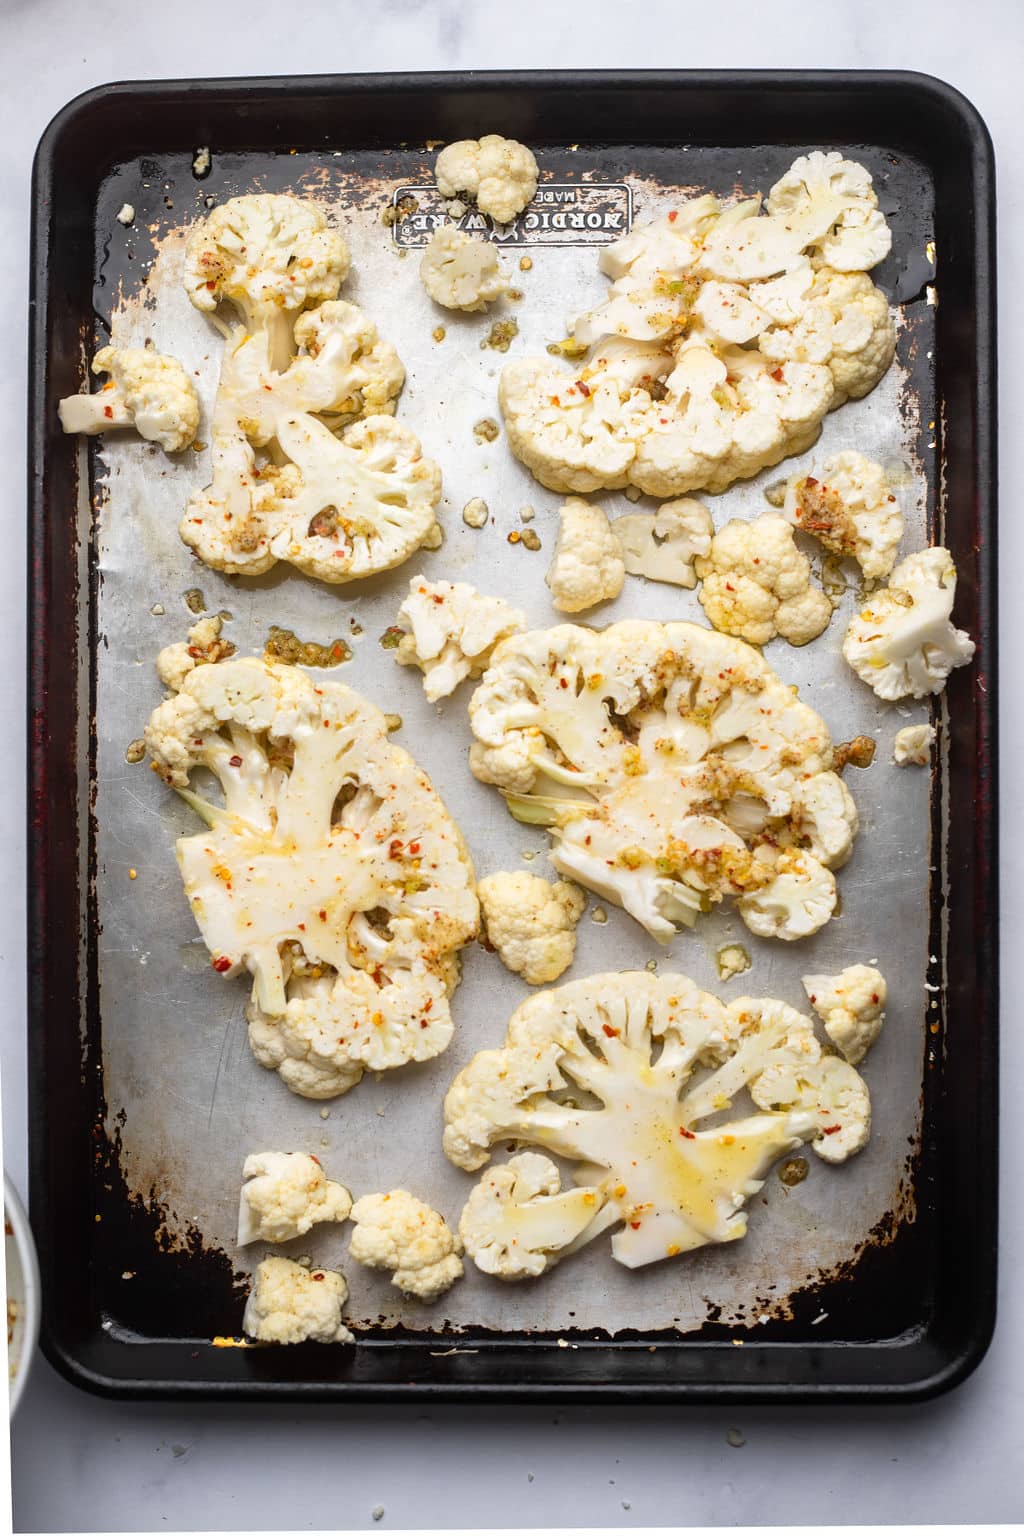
[348,1190,463,1301]
[611,498,713,589]
[738,848,837,942]
[783,450,903,579]
[765,151,893,272]
[419,226,509,311]
[243,1256,353,1344]
[444,974,873,1266]
[716,944,751,982]
[58,345,200,453]
[394,576,526,702]
[757,268,895,406]
[156,615,236,693]
[843,547,976,700]
[237,1151,352,1245]
[459,1153,612,1279]
[184,193,350,369]
[893,723,935,766]
[695,511,832,647]
[435,135,538,225]
[468,620,849,944]
[182,412,441,583]
[477,871,585,985]
[145,655,478,1100]
[546,498,626,613]
[802,964,886,1065]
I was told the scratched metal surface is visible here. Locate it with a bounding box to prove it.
[89,143,936,1337]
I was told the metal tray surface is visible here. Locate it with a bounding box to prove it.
[28,71,997,1401]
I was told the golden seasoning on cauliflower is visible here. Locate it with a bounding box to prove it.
[243,1256,353,1345]
[156,614,236,694]
[612,498,713,589]
[477,871,585,985]
[444,972,876,1269]
[802,964,887,1066]
[545,498,626,613]
[892,723,935,766]
[237,1151,352,1245]
[419,226,510,312]
[435,135,539,225]
[467,620,856,944]
[348,1190,463,1302]
[782,450,903,580]
[58,345,200,454]
[393,576,526,702]
[695,511,833,647]
[145,651,479,1100]
[499,153,895,499]
[843,548,976,700]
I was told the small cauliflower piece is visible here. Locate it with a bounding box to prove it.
[893,723,935,766]
[145,654,479,1100]
[469,619,852,944]
[716,944,751,982]
[546,498,625,613]
[765,151,893,273]
[459,1153,612,1279]
[58,345,200,453]
[419,226,509,312]
[738,848,837,942]
[156,615,236,693]
[843,547,976,700]
[802,964,886,1065]
[237,1151,352,1245]
[696,511,832,647]
[349,1190,463,1302]
[435,135,538,225]
[243,1256,353,1344]
[444,973,873,1266]
[783,451,903,579]
[394,576,526,702]
[184,193,350,370]
[612,498,713,589]
[478,871,585,985]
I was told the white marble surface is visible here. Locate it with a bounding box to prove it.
[3,0,1021,1529]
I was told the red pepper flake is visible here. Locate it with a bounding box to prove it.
[559,677,569,689]
[420,1019,429,1029]
[602,1024,619,1038]
[576,379,591,397]
[318,909,327,921]
[668,211,678,222]
[871,993,879,1004]
[311,1272,325,1281]
[678,1126,696,1139]
[212,956,232,973]
[389,838,403,858]
[103,405,114,419]
[770,367,785,383]
[821,1125,841,1135]
[228,754,243,768]
[630,1220,641,1229]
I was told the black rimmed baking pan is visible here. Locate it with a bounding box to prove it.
[27,69,997,1401]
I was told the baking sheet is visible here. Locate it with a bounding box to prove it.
[90,142,935,1339]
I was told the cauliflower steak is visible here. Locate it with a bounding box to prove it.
[146,654,479,1099]
[468,620,856,944]
[446,972,874,1271]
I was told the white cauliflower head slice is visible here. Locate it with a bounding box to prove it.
[765,152,893,272]
[243,1256,353,1344]
[843,547,975,700]
[477,871,585,985]
[419,226,509,311]
[349,1190,463,1302]
[181,411,441,583]
[184,193,350,368]
[893,723,935,766]
[444,974,873,1266]
[468,620,849,943]
[546,498,625,613]
[695,511,833,647]
[612,498,713,589]
[394,576,526,702]
[802,964,886,1065]
[783,450,903,579]
[145,654,479,1100]
[156,615,236,694]
[459,1153,613,1280]
[435,135,538,225]
[237,1151,352,1245]
[58,345,200,453]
